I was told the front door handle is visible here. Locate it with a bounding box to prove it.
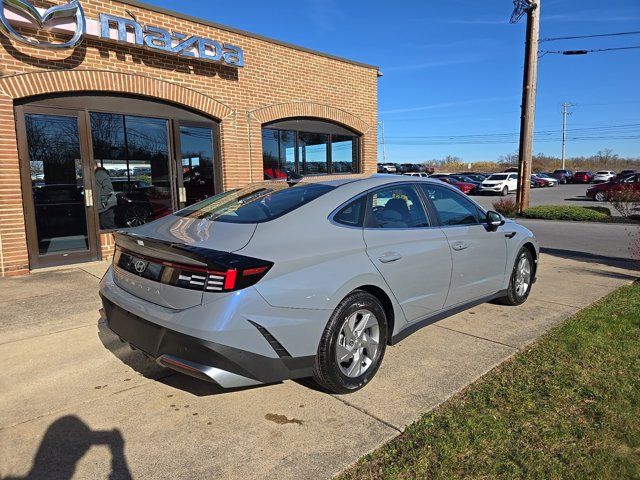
[378,252,402,263]
[451,241,469,251]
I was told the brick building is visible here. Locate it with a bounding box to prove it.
[0,0,379,276]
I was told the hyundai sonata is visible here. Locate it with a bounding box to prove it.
[100,175,538,393]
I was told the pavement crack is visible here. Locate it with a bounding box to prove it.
[329,395,402,433]
[0,321,103,347]
[434,325,518,350]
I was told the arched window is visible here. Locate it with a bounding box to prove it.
[261,118,360,179]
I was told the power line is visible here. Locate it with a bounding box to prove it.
[539,30,640,43]
[540,45,640,56]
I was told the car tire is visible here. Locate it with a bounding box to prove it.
[594,191,606,202]
[312,290,388,394]
[497,248,534,306]
[501,186,508,196]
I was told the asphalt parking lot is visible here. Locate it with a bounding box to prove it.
[1,221,637,479]
[473,183,616,213]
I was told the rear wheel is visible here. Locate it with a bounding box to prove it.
[313,291,388,394]
[497,248,534,306]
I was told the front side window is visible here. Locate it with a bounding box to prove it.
[420,184,482,226]
[175,181,335,223]
[367,185,430,228]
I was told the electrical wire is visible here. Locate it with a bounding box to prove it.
[540,45,640,56]
[539,30,640,43]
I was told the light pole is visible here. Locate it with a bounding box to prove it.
[561,102,574,169]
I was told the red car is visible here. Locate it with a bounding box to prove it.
[573,171,594,184]
[434,176,475,194]
[586,173,640,201]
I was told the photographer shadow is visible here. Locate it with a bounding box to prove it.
[4,416,131,480]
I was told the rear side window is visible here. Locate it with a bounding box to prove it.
[175,181,335,223]
[366,185,430,228]
[420,184,483,226]
[334,196,366,227]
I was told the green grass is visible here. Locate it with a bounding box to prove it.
[519,205,611,221]
[340,283,640,480]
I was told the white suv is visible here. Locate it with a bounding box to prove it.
[593,171,616,183]
[479,173,518,196]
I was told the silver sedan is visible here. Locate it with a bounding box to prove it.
[100,175,539,393]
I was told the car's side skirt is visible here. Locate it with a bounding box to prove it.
[389,290,508,345]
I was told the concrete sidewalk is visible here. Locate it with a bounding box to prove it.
[0,254,637,479]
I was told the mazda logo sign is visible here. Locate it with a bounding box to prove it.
[0,0,85,49]
[134,260,147,274]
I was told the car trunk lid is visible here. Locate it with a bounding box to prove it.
[112,215,257,309]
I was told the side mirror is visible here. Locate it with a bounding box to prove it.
[486,210,505,231]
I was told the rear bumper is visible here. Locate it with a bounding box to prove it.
[101,294,315,386]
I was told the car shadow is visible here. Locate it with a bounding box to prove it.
[541,247,639,275]
[97,318,279,396]
[3,415,131,480]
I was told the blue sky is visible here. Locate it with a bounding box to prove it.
[150,0,640,163]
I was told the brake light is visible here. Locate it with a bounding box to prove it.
[114,246,273,293]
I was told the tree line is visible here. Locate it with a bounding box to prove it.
[421,149,640,173]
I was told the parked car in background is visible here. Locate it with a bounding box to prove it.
[394,163,409,174]
[586,173,640,201]
[530,175,545,188]
[532,173,558,187]
[378,163,397,174]
[479,173,518,196]
[450,174,482,191]
[100,176,539,393]
[572,171,594,184]
[401,163,424,173]
[503,167,519,173]
[617,169,638,180]
[593,170,616,183]
[404,172,429,177]
[456,173,487,183]
[430,174,476,194]
[552,169,574,184]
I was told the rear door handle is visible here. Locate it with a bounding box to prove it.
[451,241,469,251]
[378,252,402,263]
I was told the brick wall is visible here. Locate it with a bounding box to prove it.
[0,0,378,276]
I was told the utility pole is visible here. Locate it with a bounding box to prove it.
[378,121,387,163]
[515,0,541,212]
[561,101,573,169]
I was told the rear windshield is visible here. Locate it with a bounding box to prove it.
[488,174,508,180]
[175,181,335,223]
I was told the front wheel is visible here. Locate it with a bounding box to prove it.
[313,291,388,394]
[594,191,606,202]
[501,186,508,196]
[497,248,534,306]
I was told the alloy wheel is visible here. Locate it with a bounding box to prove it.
[336,309,380,378]
[514,256,531,297]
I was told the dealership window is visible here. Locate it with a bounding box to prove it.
[90,113,172,228]
[262,119,360,179]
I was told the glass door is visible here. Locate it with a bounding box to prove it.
[175,123,219,208]
[18,109,99,268]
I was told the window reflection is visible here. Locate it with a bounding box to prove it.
[262,129,295,179]
[26,114,89,254]
[299,132,328,175]
[90,113,171,229]
[180,125,216,206]
[331,135,356,174]
[262,124,359,178]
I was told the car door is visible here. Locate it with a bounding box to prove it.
[362,183,452,323]
[419,183,508,307]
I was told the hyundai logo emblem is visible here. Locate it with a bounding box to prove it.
[134,260,147,274]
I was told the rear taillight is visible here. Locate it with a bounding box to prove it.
[114,246,273,293]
